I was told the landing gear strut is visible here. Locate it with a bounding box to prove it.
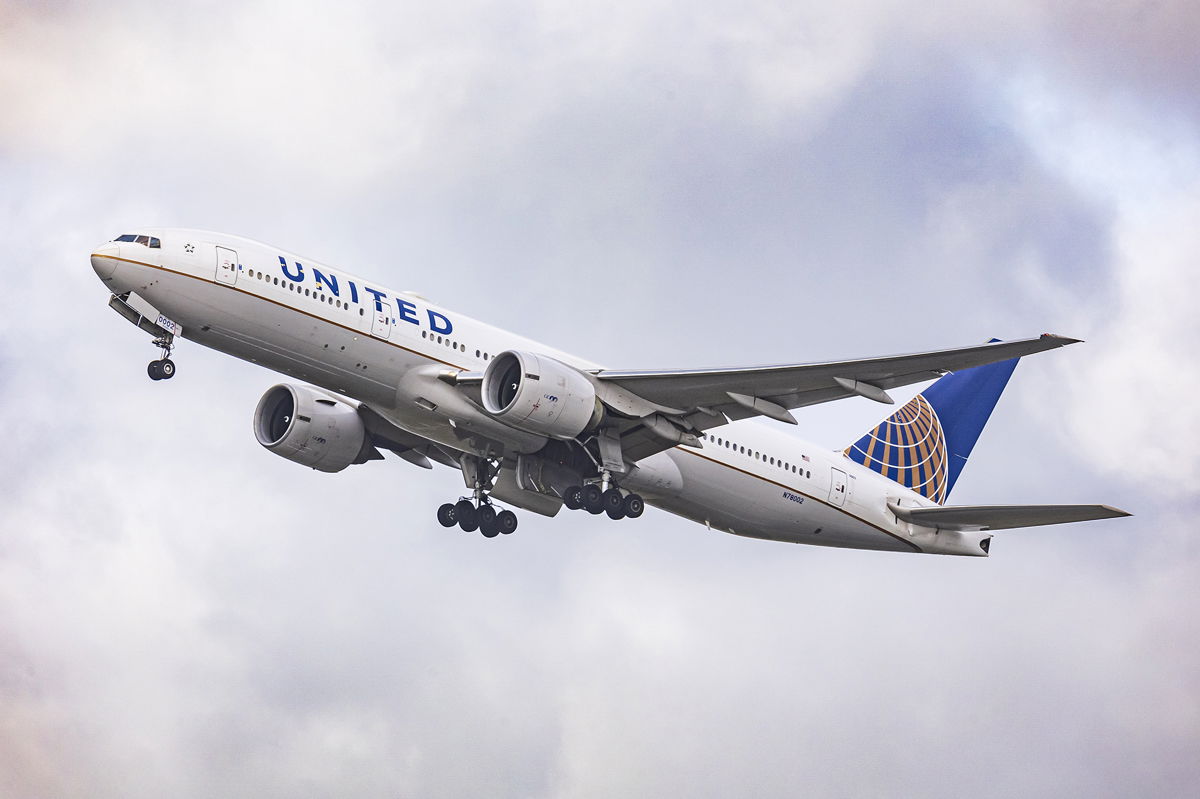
[436,499,518,538]
[435,455,519,538]
[563,479,644,522]
[147,335,176,381]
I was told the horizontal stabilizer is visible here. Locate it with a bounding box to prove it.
[888,503,1131,531]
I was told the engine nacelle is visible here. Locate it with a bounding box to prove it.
[253,384,370,472]
[481,350,602,439]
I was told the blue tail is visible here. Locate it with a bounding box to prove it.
[843,343,1020,504]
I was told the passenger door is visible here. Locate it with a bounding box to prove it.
[215,246,238,285]
[371,300,393,339]
[829,467,848,507]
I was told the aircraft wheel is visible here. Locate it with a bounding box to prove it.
[497,510,518,535]
[623,494,645,518]
[158,359,176,379]
[480,517,500,538]
[455,499,479,532]
[582,484,604,514]
[564,485,584,510]
[147,360,163,380]
[436,503,457,528]
[602,488,624,515]
[479,505,497,527]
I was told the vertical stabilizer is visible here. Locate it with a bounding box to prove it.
[844,343,1019,503]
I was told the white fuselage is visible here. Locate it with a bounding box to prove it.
[91,229,989,556]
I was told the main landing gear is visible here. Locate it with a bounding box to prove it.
[437,499,518,538]
[563,484,644,521]
[437,454,518,537]
[147,335,176,381]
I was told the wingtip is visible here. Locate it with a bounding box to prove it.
[1040,333,1084,345]
[1101,505,1133,518]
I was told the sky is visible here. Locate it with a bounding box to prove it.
[1,1,1198,796]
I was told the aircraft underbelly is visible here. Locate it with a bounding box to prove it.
[661,450,913,552]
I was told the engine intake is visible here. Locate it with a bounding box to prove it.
[481,350,602,439]
[253,384,372,472]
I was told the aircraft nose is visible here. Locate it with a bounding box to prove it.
[91,242,119,280]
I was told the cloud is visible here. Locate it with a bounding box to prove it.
[1,1,1196,797]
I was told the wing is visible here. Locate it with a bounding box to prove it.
[450,334,1081,464]
[888,503,1132,531]
[596,333,1079,461]
[358,404,462,469]
[596,334,1077,419]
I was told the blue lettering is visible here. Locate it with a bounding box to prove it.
[279,256,304,282]
[313,268,339,296]
[397,299,419,325]
[348,281,359,304]
[427,310,453,335]
[363,286,387,311]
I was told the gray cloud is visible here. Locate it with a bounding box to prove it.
[1,1,1197,797]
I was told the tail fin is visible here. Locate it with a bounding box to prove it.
[844,342,1019,504]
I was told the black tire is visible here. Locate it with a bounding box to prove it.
[436,503,457,527]
[479,505,497,527]
[158,359,176,379]
[455,499,479,532]
[623,493,645,518]
[147,361,163,380]
[498,510,518,534]
[582,484,604,514]
[480,517,500,538]
[602,488,624,515]
[564,485,584,510]
[606,504,626,520]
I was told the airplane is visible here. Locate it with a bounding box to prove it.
[90,229,1129,555]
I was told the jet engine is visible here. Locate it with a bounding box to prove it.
[253,384,374,472]
[481,350,603,439]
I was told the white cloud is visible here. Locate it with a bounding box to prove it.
[1,1,1196,797]
[1004,73,1200,494]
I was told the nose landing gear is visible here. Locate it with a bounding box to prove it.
[147,335,176,381]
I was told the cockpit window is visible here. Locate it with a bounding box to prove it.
[113,233,161,247]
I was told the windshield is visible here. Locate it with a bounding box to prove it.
[114,233,161,248]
